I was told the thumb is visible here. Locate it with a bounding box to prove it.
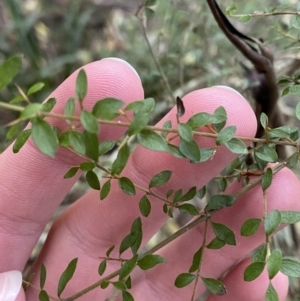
[0,271,24,301]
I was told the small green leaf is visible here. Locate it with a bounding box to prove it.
[40,264,46,289]
[21,103,43,119]
[187,112,213,130]
[80,110,99,134]
[138,254,166,270]
[206,237,226,249]
[201,277,227,295]
[76,69,87,102]
[149,170,172,188]
[265,210,281,236]
[267,249,282,279]
[174,273,196,288]
[226,158,240,174]
[241,218,262,237]
[118,177,136,195]
[79,162,95,171]
[106,245,115,257]
[178,204,199,216]
[161,120,172,138]
[252,244,267,263]
[262,168,273,190]
[111,144,130,175]
[57,258,78,297]
[189,247,203,273]
[69,131,85,155]
[100,180,111,200]
[289,153,298,168]
[280,211,300,224]
[239,15,252,23]
[216,126,236,145]
[86,171,100,190]
[64,97,75,124]
[93,98,124,120]
[225,138,248,154]
[226,4,237,16]
[130,217,142,255]
[206,195,236,211]
[125,276,131,289]
[13,129,31,153]
[139,195,151,217]
[128,112,149,136]
[255,146,278,163]
[296,102,300,120]
[122,291,134,301]
[199,148,214,162]
[119,255,138,280]
[10,95,24,104]
[179,139,200,161]
[178,187,197,202]
[219,178,227,192]
[260,113,268,129]
[27,82,45,96]
[0,55,22,91]
[64,167,79,179]
[197,186,206,199]
[120,233,135,256]
[99,140,116,156]
[6,124,19,140]
[100,281,110,289]
[113,281,127,291]
[39,290,50,301]
[178,123,192,142]
[98,260,107,276]
[244,261,265,281]
[137,129,168,152]
[168,144,185,158]
[265,282,279,301]
[211,222,236,245]
[82,131,99,161]
[212,106,227,132]
[280,258,300,277]
[42,98,56,113]
[32,118,58,157]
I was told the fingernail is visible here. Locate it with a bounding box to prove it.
[0,271,22,301]
[102,57,141,81]
[214,85,243,97]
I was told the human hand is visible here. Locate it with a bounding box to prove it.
[1,58,299,301]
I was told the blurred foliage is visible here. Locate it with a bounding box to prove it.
[1,0,300,298]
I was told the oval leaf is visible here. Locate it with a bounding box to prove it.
[174,273,196,288]
[201,277,227,295]
[264,210,281,236]
[138,254,166,270]
[137,129,168,152]
[241,218,262,237]
[280,258,300,277]
[32,118,58,157]
[267,249,282,280]
[118,177,136,195]
[149,170,172,188]
[244,261,265,281]
[139,195,151,217]
[57,258,78,297]
[13,129,31,153]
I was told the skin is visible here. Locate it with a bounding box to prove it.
[0,58,299,301]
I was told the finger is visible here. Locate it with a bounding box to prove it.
[0,58,144,271]
[134,166,300,300]
[207,259,288,301]
[26,86,257,299]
